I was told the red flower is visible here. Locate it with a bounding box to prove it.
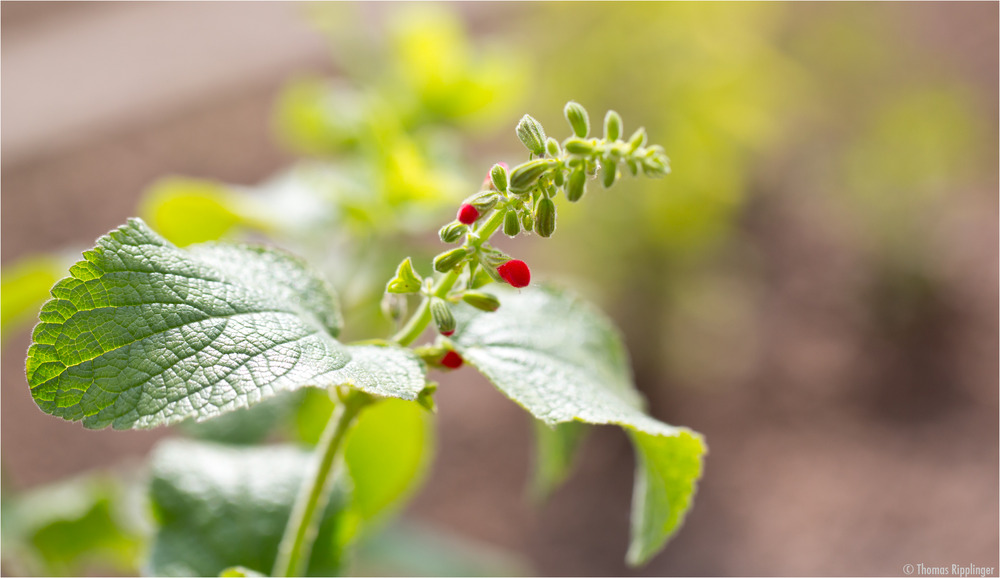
[497,259,530,288]
[457,204,480,225]
[441,350,463,369]
[441,329,455,337]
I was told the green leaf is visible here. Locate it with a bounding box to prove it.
[451,286,705,566]
[2,475,145,576]
[147,440,350,577]
[139,178,251,247]
[179,393,297,445]
[291,388,339,446]
[530,420,588,501]
[26,219,427,430]
[626,429,705,566]
[344,398,433,523]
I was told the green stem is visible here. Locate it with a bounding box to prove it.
[391,269,460,345]
[273,391,370,577]
[391,208,508,346]
[472,206,508,245]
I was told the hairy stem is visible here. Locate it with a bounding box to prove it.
[391,268,460,345]
[471,206,507,245]
[391,208,507,346]
[273,391,370,577]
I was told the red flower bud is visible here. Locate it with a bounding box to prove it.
[484,162,510,189]
[441,329,455,337]
[497,259,530,288]
[457,203,480,225]
[441,350,463,369]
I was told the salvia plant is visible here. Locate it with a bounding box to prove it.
[23,101,704,576]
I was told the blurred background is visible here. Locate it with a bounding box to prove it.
[2,2,997,576]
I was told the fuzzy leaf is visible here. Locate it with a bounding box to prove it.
[25,219,426,430]
[147,440,349,577]
[451,286,705,566]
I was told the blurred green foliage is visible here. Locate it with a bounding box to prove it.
[343,398,432,523]
[1,255,65,347]
[530,420,589,502]
[139,178,272,247]
[132,5,528,347]
[146,441,351,577]
[514,2,993,390]
[2,474,147,576]
[351,519,530,577]
[526,4,803,260]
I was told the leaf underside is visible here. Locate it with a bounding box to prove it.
[531,420,588,502]
[452,286,706,566]
[25,219,426,430]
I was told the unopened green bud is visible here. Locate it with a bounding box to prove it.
[546,137,561,158]
[628,127,647,151]
[520,210,534,232]
[641,157,670,177]
[508,159,555,194]
[439,221,467,243]
[535,196,556,238]
[462,291,501,312]
[381,292,407,322]
[433,247,469,273]
[604,110,623,141]
[490,163,508,192]
[430,297,456,335]
[504,209,521,237]
[641,146,670,176]
[469,191,500,213]
[564,101,590,138]
[386,257,423,293]
[566,168,587,202]
[626,158,639,177]
[601,160,618,188]
[564,138,596,155]
[516,114,546,155]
